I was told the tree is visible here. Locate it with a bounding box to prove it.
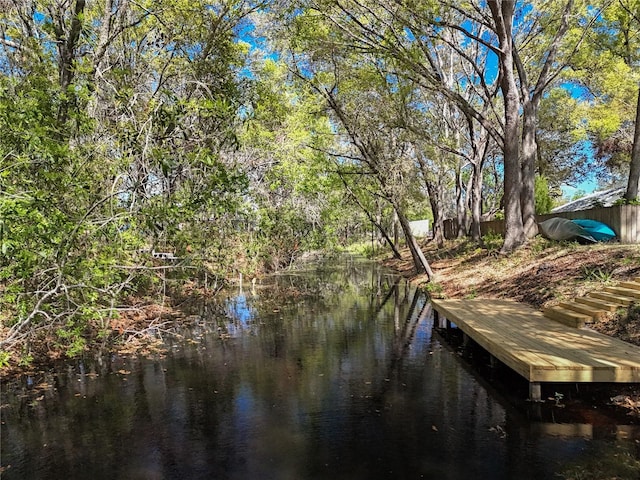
[628,87,640,200]
[263,5,437,277]
[316,70,434,278]
[617,0,640,201]
[281,0,524,250]
[534,175,554,214]
[295,1,602,250]
[514,0,577,237]
[238,58,348,271]
[487,0,526,251]
[536,88,590,190]
[0,0,264,358]
[567,0,640,198]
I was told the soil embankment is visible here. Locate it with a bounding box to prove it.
[383,238,640,344]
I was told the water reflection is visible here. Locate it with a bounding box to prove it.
[1,257,640,479]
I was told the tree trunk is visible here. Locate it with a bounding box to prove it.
[488,0,525,253]
[469,159,484,242]
[88,0,116,117]
[514,0,573,233]
[338,174,402,259]
[55,0,87,124]
[377,221,402,259]
[464,114,490,243]
[426,180,446,248]
[418,155,446,248]
[392,209,399,249]
[393,202,434,280]
[625,84,640,201]
[520,99,539,238]
[455,165,467,238]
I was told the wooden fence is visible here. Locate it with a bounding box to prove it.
[443,204,640,244]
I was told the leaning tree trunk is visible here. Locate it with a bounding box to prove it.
[625,84,640,202]
[339,175,402,259]
[393,202,435,281]
[417,155,446,247]
[367,209,402,260]
[427,185,446,248]
[392,209,400,249]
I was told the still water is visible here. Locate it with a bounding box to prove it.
[2,257,640,479]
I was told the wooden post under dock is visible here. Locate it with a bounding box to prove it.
[430,298,640,401]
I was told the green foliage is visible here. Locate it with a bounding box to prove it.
[0,351,10,369]
[529,237,552,255]
[237,58,354,272]
[463,289,477,299]
[614,197,640,206]
[425,282,444,296]
[346,241,378,259]
[18,352,34,368]
[0,0,258,362]
[565,3,640,182]
[534,175,554,214]
[570,189,587,201]
[8,0,640,367]
[56,324,89,358]
[580,266,613,283]
[537,89,590,188]
[481,232,503,251]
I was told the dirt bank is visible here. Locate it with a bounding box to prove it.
[382,238,640,343]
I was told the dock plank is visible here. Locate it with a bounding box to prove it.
[431,298,640,384]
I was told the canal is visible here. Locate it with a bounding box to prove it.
[1,256,639,479]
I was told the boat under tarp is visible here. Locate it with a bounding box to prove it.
[538,217,616,243]
[570,219,616,242]
[539,217,595,243]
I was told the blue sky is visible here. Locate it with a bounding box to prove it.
[561,177,598,198]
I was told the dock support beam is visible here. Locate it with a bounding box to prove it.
[433,308,450,329]
[489,354,498,369]
[529,382,542,402]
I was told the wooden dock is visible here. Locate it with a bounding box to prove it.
[430,298,640,401]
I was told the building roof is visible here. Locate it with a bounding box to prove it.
[551,187,626,213]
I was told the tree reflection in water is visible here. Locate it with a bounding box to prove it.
[2,256,639,480]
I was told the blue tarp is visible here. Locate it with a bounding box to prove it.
[570,219,616,242]
[538,217,616,243]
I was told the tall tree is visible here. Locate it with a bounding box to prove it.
[567,0,640,197]
[487,0,526,250]
[268,5,437,277]
[515,0,577,237]
[617,0,640,200]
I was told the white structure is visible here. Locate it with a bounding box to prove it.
[409,219,431,238]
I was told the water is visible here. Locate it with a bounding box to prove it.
[2,256,640,479]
